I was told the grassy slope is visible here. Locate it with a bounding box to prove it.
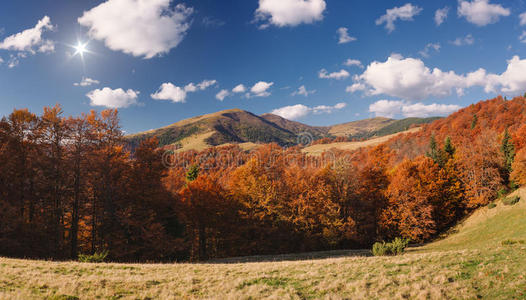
[1,190,525,299]
[302,127,421,156]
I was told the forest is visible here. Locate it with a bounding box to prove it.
[1,95,526,262]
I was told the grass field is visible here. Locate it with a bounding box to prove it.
[1,189,525,299]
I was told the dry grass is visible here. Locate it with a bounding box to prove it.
[303,127,421,156]
[1,188,525,300]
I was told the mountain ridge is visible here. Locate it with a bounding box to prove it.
[126,108,440,151]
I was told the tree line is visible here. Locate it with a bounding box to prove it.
[0,96,525,262]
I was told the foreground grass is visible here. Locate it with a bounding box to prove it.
[1,189,525,299]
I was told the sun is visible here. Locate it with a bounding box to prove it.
[74,42,88,57]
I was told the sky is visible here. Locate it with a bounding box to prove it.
[1,0,526,134]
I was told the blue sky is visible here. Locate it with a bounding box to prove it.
[1,0,526,133]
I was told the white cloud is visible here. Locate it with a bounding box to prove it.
[255,0,326,28]
[337,27,356,44]
[151,83,187,103]
[151,79,216,103]
[87,87,139,108]
[346,83,366,93]
[78,0,193,59]
[349,54,526,100]
[520,31,526,43]
[74,77,100,87]
[271,102,346,120]
[376,3,423,33]
[0,16,55,54]
[520,12,526,26]
[435,7,449,26]
[458,0,510,26]
[216,89,230,101]
[419,43,440,58]
[271,104,311,120]
[369,100,461,118]
[232,84,246,93]
[0,57,3,64]
[484,56,526,94]
[319,69,350,80]
[343,59,363,68]
[451,34,475,46]
[197,79,217,90]
[249,81,274,97]
[292,85,316,97]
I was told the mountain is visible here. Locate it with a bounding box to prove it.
[126,109,305,150]
[126,109,441,151]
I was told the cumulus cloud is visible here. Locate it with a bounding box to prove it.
[78,0,193,59]
[87,87,139,108]
[254,0,326,28]
[348,54,526,100]
[319,69,350,80]
[451,34,475,46]
[232,84,246,93]
[376,3,422,33]
[343,59,363,68]
[458,0,510,26]
[419,43,440,58]
[520,12,526,26]
[271,102,346,120]
[249,81,274,97]
[151,79,216,103]
[216,89,230,101]
[292,85,316,97]
[435,7,449,26]
[151,83,186,103]
[520,31,526,43]
[74,77,100,87]
[337,27,356,44]
[369,100,461,118]
[0,16,55,53]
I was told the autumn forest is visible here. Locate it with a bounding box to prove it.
[1,96,526,262]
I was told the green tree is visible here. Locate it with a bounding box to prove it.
[471,114,478,129]
[501,128,515,181]
[186,164,200,182]
[444,136,455,158]
[426,135,446,167]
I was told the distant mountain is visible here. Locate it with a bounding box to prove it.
[328,117,396,137]
[126,109,442,151]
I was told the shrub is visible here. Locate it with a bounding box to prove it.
[78,250,109,263]
[372,238,410,256]
[497,189,507,199]
[502,196,520,206]
[488,203,497,209]
[372,242,388,256]
[501,239,525,246]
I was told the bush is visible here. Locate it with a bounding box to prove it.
[497,189,507,199]
[501,239,525,246]
[502,196,520,206]
[488,203,497,209]
[372,238,410,256]
[78,250,109,263]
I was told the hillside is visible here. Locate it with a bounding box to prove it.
[260,113,329,137]
[1,189,523,299]
[328,116,395,137]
